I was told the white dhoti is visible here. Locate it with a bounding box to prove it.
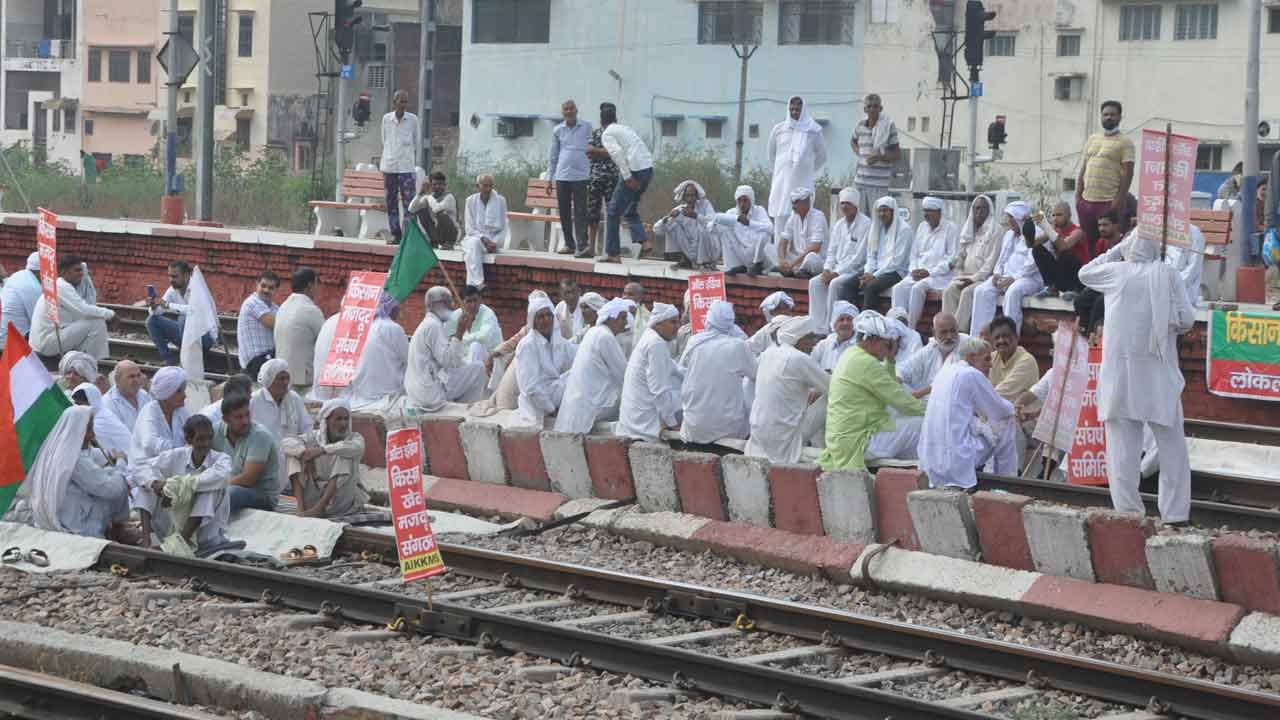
[1104,403,1190,523]
[784,251,825,276]
[723,235,756,271]
[34,318,110,360]
[948,282,980,332]
[891,274,953,329]
[808,274,861,332]
[131,485,230,550]
[964,417,1019,487]
[445,363,489,404]
[969,276,1044,336]
[461,234,492,287]
[752,237,779,271]
[866,414,925,462]
[801,394,827,449]
[665,223,719,266]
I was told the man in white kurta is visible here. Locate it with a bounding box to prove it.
[891,196,959,329]
[919,337,1019,489]
[274,269,326,389]
[846,196,915,311]
[943,195,1002,331]
[554,299,631,434]
[774,187,827,278]
[130,414,233,552]
[515,296,577,427]
[886,307,924,365]
[896,311,964,395]
[129,367,190,467]
[29,257,115,360]
[445,285,504,356]
[1166,223,1205,309]
[809,188,870,331]
[461,175,510,288]
[308,314,340,403]
[0,252,42,348]
[350,297,410,410]
[617,303,683,442]
[970,201,1045,336]
[21,406,129,539]
[679,301,756,445]
[747,291,795,357]
[767,96,827,225]
[406,287,488,412]
[104,360,152,431]
[654,180,718,270]
[250,358,312,484]
[746,316,830,464]
[714,185,774,274]
[811,301,858,372]
[1079,233,1196,522]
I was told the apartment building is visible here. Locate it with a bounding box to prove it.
[0,0,82,169]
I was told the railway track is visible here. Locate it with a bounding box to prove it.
[92,534,1280,720]
[0,663,221,720]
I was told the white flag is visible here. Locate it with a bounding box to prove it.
[180,266,219,382]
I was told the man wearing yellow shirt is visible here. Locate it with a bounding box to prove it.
[987,316,1039,403]
[1075,100,1135,256]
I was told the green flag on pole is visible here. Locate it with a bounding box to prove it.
[383,218,440,302]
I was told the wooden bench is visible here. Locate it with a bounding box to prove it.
[1192,208,1232,302]
[506,178,562,251]
[310,169,390,239]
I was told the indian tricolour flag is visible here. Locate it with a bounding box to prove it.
[0,324,71,516]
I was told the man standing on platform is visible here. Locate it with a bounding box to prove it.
[380,90,421,246]
[547,99,593,258]
[1075,100,1134,254]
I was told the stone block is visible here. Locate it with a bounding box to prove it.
[350,413,387,469]
[500,427,551,491]
[970,491,1035,571]
[1228,612,1280,666]
[767,464,824,535]
[420,416,468,480]
[610,509,712,553]
[1211,533,1280,614]
[1022,503,1095,582]
[873,468,927,550]
[1086,510,1155,589]
[459,422,507,485]
[539,431,593,499]
[850,545,1037,612]
[628,442,679,513]
[816,469,876,544]
[907,489,980,561]
[689,521,863,578]
[671,451,726,521]
[423,476,566,523]
[721,454,771,527]
[1145,533,1220,600]
[584,434,636,500]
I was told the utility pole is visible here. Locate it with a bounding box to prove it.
[967,69,979,192]
[963,1,996,191]
[195,0,216,220]
[1230,0,1263,299]
[164,0,179,198]
[417,0,437,171]
[731,42,757,183]
[334,62,347,200]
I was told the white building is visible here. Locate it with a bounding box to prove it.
[0,0,83,171]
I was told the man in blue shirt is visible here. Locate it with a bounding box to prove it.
[547,99,592,258]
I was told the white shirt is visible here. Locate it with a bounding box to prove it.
[679,333,756,444]
[780,208,828,263]
[896,337,966,392]
[129,400,190,467]
[151,284,191,317]
[103,386,153,431]
[811,333,855,373]
[514,328,576,427]
[351,317,410,409]
[746,344,830,464]
[910,219,960,276]
[405,314,469,412]
[409,191,458,221]
[464,192,509,243]
[991,229,1041,281]
[767,123,828,218]
[714,205,773,256]
[920,362,1015,489]
[601,123,653,179]
[379,111,421,174]
[0,269,42,340]
[308,315,340,403]
[59,449,129,537]
[249,385,312,483]
[28,278,114,351]
[825,213,872,276]
[274,293,326,387]
[554,326,628,434]
[554,301,584,342]
[617,328,682,442]
[1166,224,1205,308]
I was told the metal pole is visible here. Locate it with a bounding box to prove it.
[732,44,753,183]
[967,69,979,191]
[417,0,436,171]
[195,0,215,220]
[1236,0,1262,282]
[164,0,179,196]
[335,54,347,200]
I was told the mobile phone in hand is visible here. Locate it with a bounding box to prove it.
[146,284,156,300]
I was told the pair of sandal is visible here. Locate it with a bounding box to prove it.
[2,547,49,567]
[279,544,324,567]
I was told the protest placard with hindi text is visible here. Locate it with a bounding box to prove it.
[36,208,58,324]
[1137,129,1199,250]
[318,270,387,387]
[1207,310,1280,402]
[386,427,445,582]
[1066,344,1108,486]
[687,272,726,333]
[1032,323,1090,453]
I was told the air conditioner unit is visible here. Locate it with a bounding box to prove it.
[1261,119,1280,139]
[496,120,517,139]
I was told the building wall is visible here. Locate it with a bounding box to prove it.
[82,111,155,156]
[80,0,160,164]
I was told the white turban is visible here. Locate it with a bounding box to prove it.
[838,187,858,206]
[704,300,737,335]
[596,298,632,326]
[759,291,794,320]
[257,358,290,386]
[922,196,945,211]
[320,397,351,423]
[886,307,909,324]
[648,302,678,327]
[526,295,555,328]
[830,300,858,332]
[853,310,894,341]
[151,366,187,401]
[425,286,452,307]
[874,196,896,211]
[579,292,606,311]
[1004,201,1031,224]
[26,252,40,272]
[59,351,98,382]
[777,316,814,347]
[789,187,814,203]
[672,180,707,202]
[734,185,755,203]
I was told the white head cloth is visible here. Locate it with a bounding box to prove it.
[922,196,945,211]
[867,196,905,263]
[526,295,556,328]
[579,292,606,311]
[830,300,858,333]
[27,405,93,532]
[673,180,707,202]
[1126,234,1177,359]
[703,300,737,336]
[648,302,678,327]
[320,397,351,423]
[734,185,755,204]
[759,291,794,320]
[838,187,858,207]
[596,298,632,326]
[854,310,894,341]
[59,351,98,382]
[1003,201,1031,224]
[784,96,822,165]
[25,252,40,272]
[777,316,814,347]
[257,358,289,387]
[789,187,814,203]
[425,286,452,308]
[151,366,187,401]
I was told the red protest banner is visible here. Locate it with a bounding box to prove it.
[36,208,58,324]
[1066,344,1107,486]
[318,270,387,387]
[687,272,726,333]
[1032,323,1090,454]
[386,427,445,582]
[1137,128,1199,250]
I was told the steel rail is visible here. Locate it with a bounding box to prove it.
[0,663,220,720]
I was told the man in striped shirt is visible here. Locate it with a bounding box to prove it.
[850,94,900,214]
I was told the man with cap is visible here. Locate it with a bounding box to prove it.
[1078,232,1196,523]
[810,188,871,331]
[714,186,774,275]
[748,291,795,356]
[771,187,827,279]
[250,358,312,484]
[654,180,719,270]
[891,196,959,330]
[617,302,683,442]
[846,197,914,311]
[0,251,42,348]
[679,300,755,445]
[515,294,577,427]
[29,254,115,360]
[943,195,1001,331]
[571,292,606,343]
[819,311,926,472]
[747,316,830,464]
[969,201,1045,336]
[554,298,632,434]
[406,286,490,412]
[812,301,858,373]
[128,366,190,467]
[58,350,99,392]
[282,398,369,519]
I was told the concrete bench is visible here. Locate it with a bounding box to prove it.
[310,169,390,240]
[505,177,651,257]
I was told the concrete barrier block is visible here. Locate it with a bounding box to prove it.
[1146,533,1220,600]
[907,489,980,561]
[1228,612,1280,666]
[1085,510,1155,589]
[721,454,771,527]
[628,442,679,513]
[500,427,551,491]
[350,413,387,469]
[690,521,864,578]
[1023,503,1095,582]
[584,435,635,500]
[1211,534,1280,614]
[459,422,507,485]
[539,431,592,499]
[767,464,823,536]
[420,416,468,480]
[873,468,927,550]
[816,469,876,544]
[671,451,726,521]
[850,545,1037,612]
[970,491,1035,571]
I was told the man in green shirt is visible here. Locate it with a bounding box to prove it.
[819,310,926,472]
[214,393,281,512]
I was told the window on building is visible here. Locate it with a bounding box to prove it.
[64,108,75,133]
[178,13,195,44]
[373,42,388,63]
[1175,4,1217,40]
[1119,5,1161,41]
[236,117,251,150]
[294,142,314,173]
[472,0,551,43]
[660,118,679,137]
[985,33,1016,57]
[367,64,387,89]
[88,49,101,82]
[1054,76,1084,101]
[697,2,763,44]
[1197,145,1224,171]
[238,14,254,57]
[907,116,917,132]
[84,119,94,136]
[1057,32,1081,56]
[1063,178,1077,192]
[778,1,855,45]
[1270,7,1280,33]
[705,119,724,139]
[137,50,151,83]
[869,0,900,24]
[52,110,61,132]
[748,123,759,139]
[920,116,930,133]
[108,50,130,82]
[495,117,535,138]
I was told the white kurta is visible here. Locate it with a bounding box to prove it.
[514,329,576,427]
[891,219,960,328]
[713,206,773,271]
[406,314,487,412]
[128,401,190,466]
[29,278,114,359]
[1166,224,1205,308]
[250,386,312,485]
[654,199,718,265]
[445,304,504,354]
[766,124,828,218]
[103,387,152,432]
[274,293,326,387]
[59,450,130,537]
[617,328,683,442]
[679,333,756,444]
[810,213,871,330]
[308,315,340,402]
[554,326,628,434]
[895,337,966,393]
[0,269,41,343]
[130,446,232,549]
[349,318,410,410]
[462,191,510,287]
[969,229,1044,335]
[745,344,830,464]
[554,301,584,342]
[811,334,854,373]
[778,208,828,274]
[919,363,1018,489]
